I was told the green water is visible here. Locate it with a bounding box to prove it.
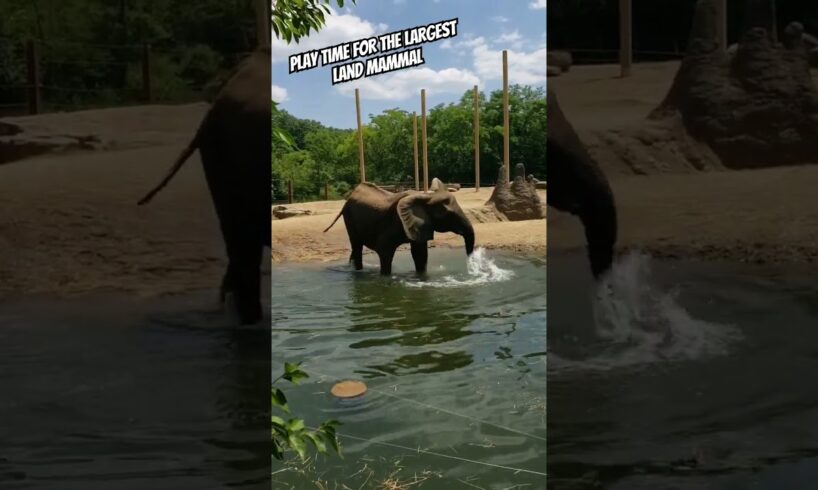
[272,248,546,488]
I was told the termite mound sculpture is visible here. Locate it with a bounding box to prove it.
[651,0,818,168]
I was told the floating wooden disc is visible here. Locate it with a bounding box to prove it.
[331,380,367,399]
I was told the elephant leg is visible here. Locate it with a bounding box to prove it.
[377,247,396,276]
[224,234,263,325]
[200,150,263,324]
[220,269,232,303]
[410,241,428,274]
[351,243,364,270]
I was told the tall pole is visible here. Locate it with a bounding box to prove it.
[502,50,510,182]
[255,0,270,48]
[413,112,419,191]
[355,88,366,183]
[421,89,429,191]
[473,85,480,191]
[716,0,727,51]
[619,0,632,78]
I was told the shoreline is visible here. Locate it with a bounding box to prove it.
[272,187,546,265]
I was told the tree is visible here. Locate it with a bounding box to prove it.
[271,0,354,462]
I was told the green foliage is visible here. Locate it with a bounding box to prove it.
[272,85,546,201]
[272,0,356,44]
[0,0,257,112]
[271,362,341,461]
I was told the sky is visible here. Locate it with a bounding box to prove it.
[272,0,547,129]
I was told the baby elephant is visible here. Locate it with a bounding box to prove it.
[324,178,475,275]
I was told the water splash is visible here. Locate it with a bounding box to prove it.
[401,247,514,288]
[558,251,742,372]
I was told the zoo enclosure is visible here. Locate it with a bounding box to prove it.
[553,0,818,71]
[0,36,253,116]
[275,49,519,204]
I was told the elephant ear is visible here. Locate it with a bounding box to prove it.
[397,193,434,241]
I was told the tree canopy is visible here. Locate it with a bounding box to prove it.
[272,84,546,202]
[0,0,258,112]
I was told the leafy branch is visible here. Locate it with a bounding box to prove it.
[272,362,342,461]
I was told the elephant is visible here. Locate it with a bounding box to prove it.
[546,88,618,279]
[323,178,475,275]
[137,47,271,325]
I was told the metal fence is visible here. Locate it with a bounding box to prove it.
[0,35,251,116]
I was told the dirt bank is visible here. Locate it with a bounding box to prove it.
[0,105,226,299]
[271,187,547,264]
[544,63,818,269]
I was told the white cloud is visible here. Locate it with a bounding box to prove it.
[271,84,289,102]
[491,16,509,23]
[439,39,453,50]
[494,31,524,49]
[469,37,547,85]
[529,0,547,9]
[336,67,480,101]
[271,7,388,65]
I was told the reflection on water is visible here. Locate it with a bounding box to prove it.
[272,248,546,488]
[548,250,818,488]
[0,293,271,489]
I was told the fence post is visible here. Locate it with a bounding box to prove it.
[473,85,480,192]
[142,43,153,103]
[421,89,428,192]
[716,0,727,51]
[26,40,41,115]
[502,51,510,182]
[324,181,329,200]
[355,88,366,183]
[619,0,633,77]
[412,112,419,191]
[288,180,293,204]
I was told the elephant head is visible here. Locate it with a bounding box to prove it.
[397,178,475,256]
[546,89,618,279]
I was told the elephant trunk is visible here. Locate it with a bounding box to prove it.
[460,221,475,256]
[579,185,617,279]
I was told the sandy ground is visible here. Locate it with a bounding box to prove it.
[4,61,818,300]
[0,104,230,299]
[549,62,818,267]
[271,187,546,264]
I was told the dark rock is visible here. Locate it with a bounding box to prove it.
[650,0,818,168]
[548,50,573,72]
[485,163,545,221]
[272,205,313,220]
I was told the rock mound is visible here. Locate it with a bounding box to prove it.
[485,163,546,221]
[650,0,818,168]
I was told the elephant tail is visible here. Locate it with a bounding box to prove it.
[136,134,200,206]
[323,203,346,233]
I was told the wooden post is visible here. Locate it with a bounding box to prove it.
[26,40,41,115]
[770,0,777,42]
[355,88,366,183]
[473,85,480,191]
[324,181,329,200]
[421,89,428,191]
[142,43,152,103]
[412,112,419,191]
[716,0,727,51]
[502,51,510,182]
[619,0,632,78]
[254,0,271,48]
[287,180,293,204]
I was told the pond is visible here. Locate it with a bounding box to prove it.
[272,248,547,488]
[548,250,818,489]
[0,293,271,489]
